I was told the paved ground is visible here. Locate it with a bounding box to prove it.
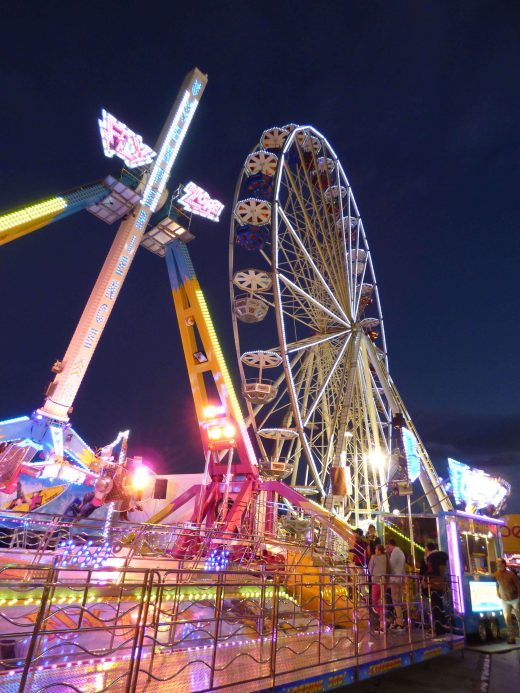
[340,643,520,692]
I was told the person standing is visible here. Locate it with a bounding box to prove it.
[350,528,367,572]
[366,524,382,558]
[494,557,520,644]
[368,544,389,631]
[386,539,406,629]
[423,542,449,635]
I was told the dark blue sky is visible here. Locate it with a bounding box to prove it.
[1,2,519,510]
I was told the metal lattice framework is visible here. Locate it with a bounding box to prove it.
[230,125,400,520]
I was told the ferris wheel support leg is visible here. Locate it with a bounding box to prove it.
[361,339,389,512]
[364,336,453,512]
[328,332,361,513]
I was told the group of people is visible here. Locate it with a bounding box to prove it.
[350,526,449,635]
[350,525,520,642]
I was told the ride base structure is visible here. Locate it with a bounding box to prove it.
[0,73,506,690]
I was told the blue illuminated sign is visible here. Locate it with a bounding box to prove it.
[469,581,503,613]
[401,427,421,482]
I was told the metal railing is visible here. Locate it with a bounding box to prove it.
[0,561,464,692]
[0,508,340,572]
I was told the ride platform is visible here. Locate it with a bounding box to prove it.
[0,628,463,692]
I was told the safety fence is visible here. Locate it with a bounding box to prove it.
[0,508,343,572]
[0,561,464,692]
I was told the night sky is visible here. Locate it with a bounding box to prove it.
[1,2,519,511]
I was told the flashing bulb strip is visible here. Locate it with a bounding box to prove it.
[0,197,67,233]
[195,288,257,466]
[142,84,203,213]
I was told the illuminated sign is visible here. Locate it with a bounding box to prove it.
[142,70,207,212]
[401,426,421,482]
[178,182,224,222]
[448,458,510,511]
[469,580,503,613]
[98,109,156,168]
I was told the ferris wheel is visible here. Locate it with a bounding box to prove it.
[230,124,400,519]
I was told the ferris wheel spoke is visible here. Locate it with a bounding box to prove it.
[318,152,352,309]
[276,223,345,322]
[303,336,350,426]
[281,329,349,355]
[298,143,346,281]
[279,200,343,295]
[285,349,329,492]
[277,206,350,324]
[280,162,349,301]
[278,273,349,328]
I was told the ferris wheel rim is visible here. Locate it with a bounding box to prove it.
[230,124,391,507]
[270,126,388,493]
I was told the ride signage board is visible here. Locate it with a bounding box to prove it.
[400,426,421,482]
[178,182,224,222]
[448,458,510,512]
[468,580,503,613]
[98,109,156,168]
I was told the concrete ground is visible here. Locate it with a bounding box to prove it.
[340,643,520,692]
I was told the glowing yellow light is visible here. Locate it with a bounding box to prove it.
[196,288,257,464]
[367,450,386,469]
[131,464,151,491]
[208,426,223,441]
[0,196,67,232]
[223,423,236,438]
[203,405,217,419]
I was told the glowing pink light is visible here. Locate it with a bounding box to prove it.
[447,519,465,614]
[178,182,225,222]
[98,109,156,169]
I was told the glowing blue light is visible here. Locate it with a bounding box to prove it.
[448,458,510,510]
[56,540,112,569]
[0,415,30,426]
[135,209,148,230]
[401,427,421,482]
[142,72,206,213]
